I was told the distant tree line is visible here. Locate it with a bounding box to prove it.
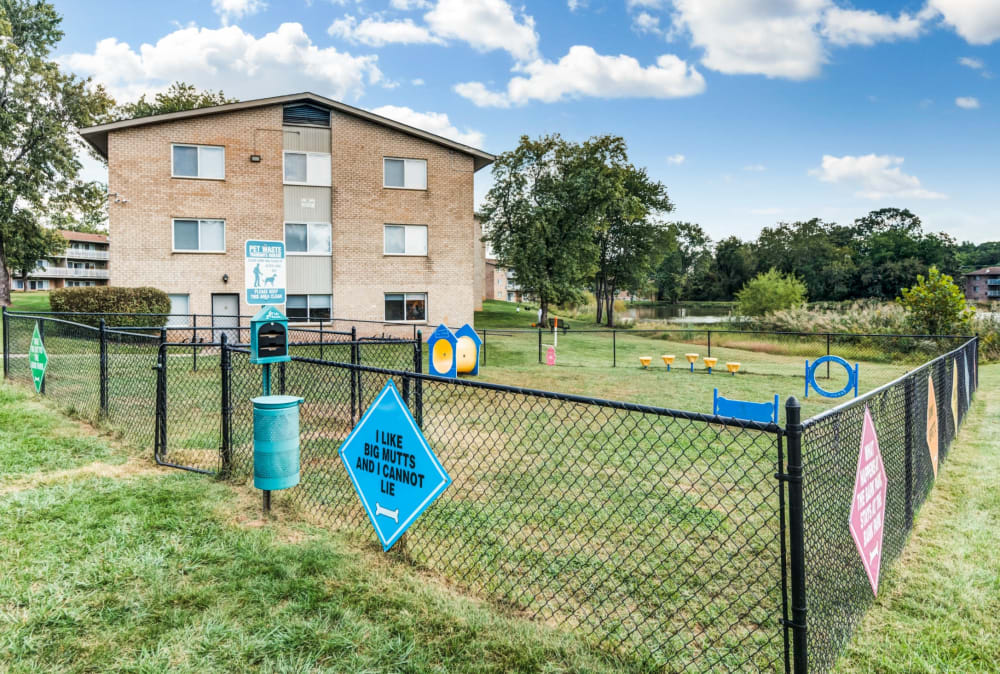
[654,208,999,303]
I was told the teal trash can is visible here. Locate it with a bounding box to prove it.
[252,395,304,490]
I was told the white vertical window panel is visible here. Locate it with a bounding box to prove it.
[199,146,225,179]
[307,153,332,186]
[404,159,427,189]
[309,223,331,253]
[200,220,226,252]
[405,225,427,255]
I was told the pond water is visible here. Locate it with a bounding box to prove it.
[625,303,733,324]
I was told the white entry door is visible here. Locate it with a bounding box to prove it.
[211,293,240,344]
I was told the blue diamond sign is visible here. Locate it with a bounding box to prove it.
[338,380,451,550]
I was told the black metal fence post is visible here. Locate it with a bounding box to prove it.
[826,333,831,379]
[38,319,45,395]
[192,314,198,372]
[903,374,915,529]
[482,329,486,367]
[319,321,324,360]
[2,306,8,380]
[708,330,712,358]
[99,319,108,417]
[784,397,808,673]
[220,332,232,478]
[613,329,617,367]
[154,340,168,461]
[350,326,358,423]
[415,329,423,428]
[537,328,542,364]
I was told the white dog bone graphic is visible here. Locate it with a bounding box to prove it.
[375,503,399,523]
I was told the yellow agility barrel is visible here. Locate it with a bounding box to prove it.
[639,356,652,368]
[704,357,718,373]
[456,335,478,373]
[432,338,454,376]
[662,354,675,371]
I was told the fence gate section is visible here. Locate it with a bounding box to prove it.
[154,341,227,475]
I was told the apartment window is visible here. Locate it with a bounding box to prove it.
[173,219,225,252]
[383,158,427,190]
[286,294,331,322]
[28,280,49,290]
[283,151,331,186]
[285,223,331,254]
[384,225,427,256]
[67,281,96,287]
[385,292,426,322]
[12,279,23,290]
[167,294,190,327]
[172,144,224,179]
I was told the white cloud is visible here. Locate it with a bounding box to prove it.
[743,164,766,171]
[666,153,685,164]
[453,81,513,108]
[626,0,664,8]
[61,23,383,103]
[328,15,445,46]
[820,7,923,47]
[959,56,984,69]
[370,104,485,147]
[212,0,266,25]
[632,12,663,35]
[390,0,432,8]
[455,45,705,107]
[568,0,586,11]
[425,0,539,62]
[955,96,980,109]
[926,0,1000,45]
[809,154,947,200]
[670,0,828,80]
[411,78,425,85]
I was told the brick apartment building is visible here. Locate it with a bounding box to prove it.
[78,92,493,328]
[8,229,110,291]
[964,266,1000,303]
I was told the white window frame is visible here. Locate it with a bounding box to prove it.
[383,157,427,190]
[171,144,225,180]
[284,222,332,256]
[172,218,226,254]
[384,292,427,323]
[383,224,428,256]
[285,294,332,323]
[283,151,332,187]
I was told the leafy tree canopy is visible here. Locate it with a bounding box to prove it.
[897,266,975,336]
[114,81,237,120]
[735,269,807,317]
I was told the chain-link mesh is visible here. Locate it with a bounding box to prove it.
[797,338,978,672]
[223,352,787,670]
[105,328,161,446]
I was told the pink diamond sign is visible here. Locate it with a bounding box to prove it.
[849,406,887,596]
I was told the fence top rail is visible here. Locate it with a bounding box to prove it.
[242,347,783,432]
[800,336,977,429]
[4,312,100,332]
[473,326,973,340]
[105,327,163,340]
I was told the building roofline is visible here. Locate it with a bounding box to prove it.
[964,266,1000,276]
[79,92,495,171]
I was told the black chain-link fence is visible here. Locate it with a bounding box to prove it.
[793,337,978,672]
[1,308,981,671]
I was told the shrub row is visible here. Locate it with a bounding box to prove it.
[49,287,170,328]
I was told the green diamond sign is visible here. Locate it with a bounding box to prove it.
[29,321,48,393]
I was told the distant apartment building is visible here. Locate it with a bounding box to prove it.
[964,266,1000,302]
[484,258,508,301]
[8,229,110,291]
[78,92,493,327]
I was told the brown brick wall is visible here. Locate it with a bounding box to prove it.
[107,102,478,327]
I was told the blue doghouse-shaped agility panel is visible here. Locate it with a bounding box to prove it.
[805,355,859,398]
[428,323,482,378]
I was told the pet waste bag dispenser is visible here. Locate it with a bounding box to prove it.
[249,305,301,493]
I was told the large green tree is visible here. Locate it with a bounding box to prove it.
[481,135,598,326]
[653,222,711,303]
[114,81,236,120]
[0,0,114,305]
[584,136,673,326]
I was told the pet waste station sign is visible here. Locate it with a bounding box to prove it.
[848,407,887,596]
[29,322,48,393]
[338,380,451,550]
[245,240,286,305]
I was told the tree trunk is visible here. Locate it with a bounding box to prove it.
[539,298,548,330]
[0,236,10,307]
[605,287,615,328]
[595,278,604,324]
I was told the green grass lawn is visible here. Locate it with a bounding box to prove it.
[7,291,51,313]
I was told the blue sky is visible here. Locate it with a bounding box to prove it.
[57,0,1000,242]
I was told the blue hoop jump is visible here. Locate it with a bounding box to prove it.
[805,355,859,399]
